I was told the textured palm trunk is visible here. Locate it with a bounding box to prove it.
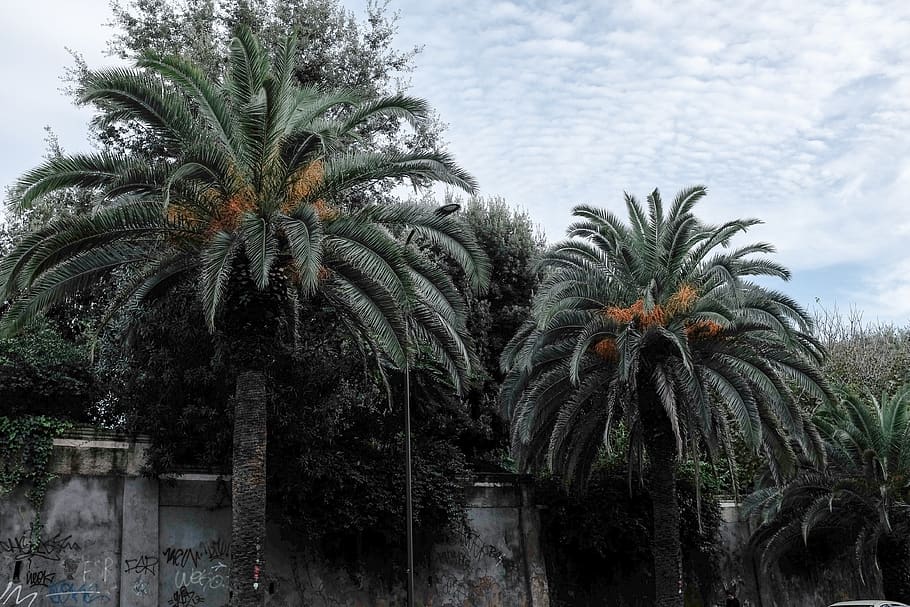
[229,369,268,607]
[641,381,684,607]
[219,259,292,607]
[647,436,684,607]
[879,533,910,602]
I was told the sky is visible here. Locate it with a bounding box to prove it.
[2,1,910,322]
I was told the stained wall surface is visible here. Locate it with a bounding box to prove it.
[0,477,122,607]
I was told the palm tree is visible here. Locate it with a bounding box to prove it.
[0,30,488,607]
[747,386,910,601]
[501,186,829,607]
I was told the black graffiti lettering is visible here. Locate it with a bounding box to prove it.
[123,555,159,576]
[167,586,204,607]
[163,548,201,569]
[0,533,81,562]
[25,569,55,587]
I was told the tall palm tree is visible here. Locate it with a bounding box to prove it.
[747,386,910,601]
[0,30,488,607]
[501,186,829,607]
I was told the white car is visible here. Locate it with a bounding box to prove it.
[828,602,910,607]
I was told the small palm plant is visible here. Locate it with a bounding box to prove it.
[0,30,488,607]
[501,186,830,607]
[747,386,910,601]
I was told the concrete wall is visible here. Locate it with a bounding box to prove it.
[0,430,549,607]
[2,429,875,607]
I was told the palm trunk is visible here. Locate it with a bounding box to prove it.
[647,436,684,607]
[879,533,910,602]
[641,382,684,607]
[220,260,291,607]
[229,369,268,607]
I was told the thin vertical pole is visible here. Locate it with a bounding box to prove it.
[404,347,415,607]
[401,204,459,607]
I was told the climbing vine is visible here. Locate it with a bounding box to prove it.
[0,416,72,547]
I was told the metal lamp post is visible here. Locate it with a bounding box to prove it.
[403,201,461,607]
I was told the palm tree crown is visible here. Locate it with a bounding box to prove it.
[503,186,828,483]
[0,29,488,383]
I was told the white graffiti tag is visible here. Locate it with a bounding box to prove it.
[0,582,38,607]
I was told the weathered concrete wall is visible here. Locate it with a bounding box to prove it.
[716,500,880,607]
[0,476,122,607]
[0,429,885,607]
[420,479,549,606]
[0,430,549,607]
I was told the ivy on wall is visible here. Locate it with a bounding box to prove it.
[0,416,71,547]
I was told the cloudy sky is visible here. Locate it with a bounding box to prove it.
[2,1,910,322]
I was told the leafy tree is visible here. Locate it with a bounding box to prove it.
[95,0,439,169]
[95,278,472,554]
[0,30,487,607]
[0,130,96,252]
[746,386,910,601]
[107,0,417,94]
[706,309,910,499]
[450,196,545,463]
[7,0,432,246]
[0,133,98,422]
[501,186,830,606]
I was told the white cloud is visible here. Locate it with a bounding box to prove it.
[343,0,910,321]
[3,1,910,322]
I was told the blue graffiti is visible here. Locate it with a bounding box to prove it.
[45,582,110,605]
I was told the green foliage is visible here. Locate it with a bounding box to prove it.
[2,29,486,389]
[268,353,471,556]
[0,416,72,546]
[461,196,544,375]
[0,0,541,574]
[93,194,543,557]
[0,319,95,420]
[108,0,416,93]
[0,129,94,250]
[538,461,722,606]
[502,186,830,604]
[96,0,439,164]
[1,27,485,606]
[449,195,545,464]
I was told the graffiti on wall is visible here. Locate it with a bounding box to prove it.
[45,581,111,605]
[1,581,39,607]
[161,545,229,589]
[123,555,158,577]
[0,537,115,606]
[428,525,515,607]
[166,586,204,607]
[156,539,231,607]
[0,534,82,564]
